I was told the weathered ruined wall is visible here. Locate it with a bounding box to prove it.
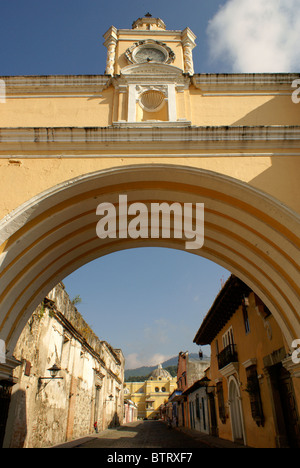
[6,304,70,447]
[48,283,101,353]
[187,358,210,388]
[3,283,124,448]
[72,377,93,440]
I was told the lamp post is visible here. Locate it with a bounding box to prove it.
[38,364,63,386]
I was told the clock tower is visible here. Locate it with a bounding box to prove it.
[103,14,196,125]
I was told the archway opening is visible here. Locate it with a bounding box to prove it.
[62,247,230,368]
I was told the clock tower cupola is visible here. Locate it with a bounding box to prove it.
[103,14,196,125]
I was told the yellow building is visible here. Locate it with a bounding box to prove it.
[124,365,177,420]
[194,275,300,448]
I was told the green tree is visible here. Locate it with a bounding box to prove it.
[71,295,82,306]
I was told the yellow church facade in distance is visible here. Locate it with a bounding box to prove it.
[124,365,177,420]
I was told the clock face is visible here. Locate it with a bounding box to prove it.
[125,40,175,66]
[134,46,167,63]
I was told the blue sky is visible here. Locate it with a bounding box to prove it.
[0,0,227,76]
[1,0,299,76]
[64,249,229,368]
[2,0,299,368]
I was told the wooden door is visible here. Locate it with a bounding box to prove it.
[0,382,12,447]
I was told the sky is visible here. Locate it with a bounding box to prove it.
[1,0,300,76]
[1,0,300,368]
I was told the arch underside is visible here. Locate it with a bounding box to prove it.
[0,164,300,355]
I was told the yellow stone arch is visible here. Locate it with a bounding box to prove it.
[1,15,300,382]
[0,164,300,366]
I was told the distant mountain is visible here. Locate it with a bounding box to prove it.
[124,353,209,380]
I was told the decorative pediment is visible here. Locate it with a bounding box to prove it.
[121,62,184,79]
[94,368,105,388]
[115,63,191,95]
[219,362,239,380]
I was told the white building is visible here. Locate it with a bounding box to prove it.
[2,283,124,448]
[184,378,211,434]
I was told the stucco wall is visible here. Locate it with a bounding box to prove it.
[3,283,124,448]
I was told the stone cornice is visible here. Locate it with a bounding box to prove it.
[111,28,182,37]
[193,73,300,94]
[0,356,22,383]
[1,72,299,96]
[0,125,299,157]
[0,125,299,144]
[282,356,300,378]
[0,74,112,95]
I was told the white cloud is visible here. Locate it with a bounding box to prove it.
[147,353,172,367]
[207,0,300,72]
[125,352,172,369]
[125,353,142,369]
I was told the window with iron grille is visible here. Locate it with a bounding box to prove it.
[242,303,251,334]
[245,365,265,427]
[196,393,201,419]
[216,381,226,424]
[217,344,238,369]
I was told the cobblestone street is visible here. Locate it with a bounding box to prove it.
[53,420,248,449]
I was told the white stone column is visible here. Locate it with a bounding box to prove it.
[182,28,196,76]
[167,84,177,121]
[103,26,118,76]
[127,84,137,122]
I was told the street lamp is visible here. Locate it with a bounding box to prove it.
[48,364,62,378]
[38,364,63,386]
